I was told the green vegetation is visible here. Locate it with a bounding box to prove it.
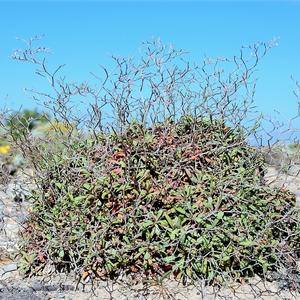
[2,39,299,289]
[5,109,49,140]
[0,110,50,175]
[18,116,300,284]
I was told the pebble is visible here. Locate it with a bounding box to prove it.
[0,263,17,277]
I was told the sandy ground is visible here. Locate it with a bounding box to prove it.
[265,166,300,206]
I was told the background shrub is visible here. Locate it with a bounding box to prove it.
[5,109,49,140]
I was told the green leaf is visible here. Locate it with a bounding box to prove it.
[141,220,153,228]
[119,161,127,168]
[175,207,188,216]
[156,209,164,220]
[59,249,65,258]
[80,169,92,177]
[123,236,130,244]
[83,183,91,190]
[240,240,256,247]
[74,195,87,202]
[186,267,193,278]
[169,229,179,240]
[55,182,63,189]
[144,252,150,260]
[163,255,176,263]
[164,213,174,228]
[216,211,224,219]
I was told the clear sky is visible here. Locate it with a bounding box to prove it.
[0,0,300,123]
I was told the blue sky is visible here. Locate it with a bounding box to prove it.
[0,0,300,122]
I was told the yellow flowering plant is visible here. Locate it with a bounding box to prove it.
[0,144,10,155]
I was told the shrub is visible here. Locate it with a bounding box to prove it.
[4,38,299,288]
[5,109,50,140]
[18,116,300,284]
[0,109,49,177]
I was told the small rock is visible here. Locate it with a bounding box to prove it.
[0,263,17,277]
